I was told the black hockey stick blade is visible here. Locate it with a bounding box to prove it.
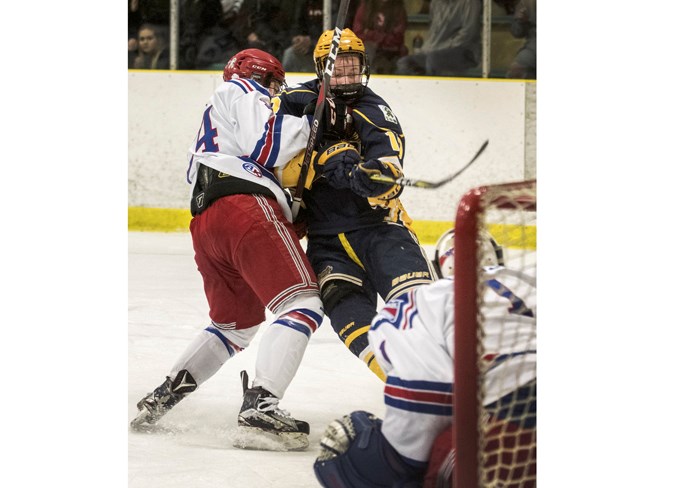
[291,0,352,220]
[366,139,489,189]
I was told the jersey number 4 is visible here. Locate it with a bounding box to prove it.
[194,106,219,153]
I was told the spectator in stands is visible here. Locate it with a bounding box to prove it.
[506,0,536,79]
[129,0,171,68]
[132,23,170,69]
[193,3,243,69]
[233,0,291,61]
[493,0,518,15]
[281,0,327,73]
[282,34,315,73]
[280,0,357,73]
[179,0,225,69]
[395,0,482,77]
[352,0,408,74]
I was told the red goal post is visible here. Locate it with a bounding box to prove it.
[453,179,537,487]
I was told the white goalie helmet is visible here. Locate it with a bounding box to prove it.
[433,228,505,279]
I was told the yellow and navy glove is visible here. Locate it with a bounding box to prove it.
[350,159,404,200]
[314,142,361,190]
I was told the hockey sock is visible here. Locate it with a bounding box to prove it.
[253,321,310,398]
[169,326,243,385]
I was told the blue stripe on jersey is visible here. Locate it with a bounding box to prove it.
[250,122,268,161]
[265,115,283,168]
[486,279,534,317]
[385,376,453,416]
[250,114,284,168]
[387,376,452,393]
[371,291,419,331]
[227,78,269,97]
[205,326,235,356]
[485,350,537,374]
[384,395,452,416]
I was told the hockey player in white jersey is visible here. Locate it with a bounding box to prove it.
[314,229,536,486]
[130,49,324,451]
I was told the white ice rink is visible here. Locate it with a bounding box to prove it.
[128,231,404,488]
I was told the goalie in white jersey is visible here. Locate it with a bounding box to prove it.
[314,229,536,487]
[131,49,324,451]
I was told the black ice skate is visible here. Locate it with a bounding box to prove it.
[130,369,197,431]
[233,370,309,451]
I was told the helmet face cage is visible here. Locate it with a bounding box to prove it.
[434,228,505,279]
[223,49,287,94]
[313,29,370,100]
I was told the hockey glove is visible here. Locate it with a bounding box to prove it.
[314,142,361,190]
[350,159,404,200]
[303,97,352,143]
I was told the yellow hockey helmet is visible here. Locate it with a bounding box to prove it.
[313,28,369,100]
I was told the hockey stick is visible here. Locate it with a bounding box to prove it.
[291,0,352,220]
[362,139,489,189]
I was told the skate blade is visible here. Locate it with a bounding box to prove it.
[130,420,171,434]
[231,426,309,452]
[130,409,165,433]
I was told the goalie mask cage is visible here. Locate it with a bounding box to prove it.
[453,179,537,488]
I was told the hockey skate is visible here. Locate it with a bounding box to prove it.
[130,369,197,432]
[233,370,309,451]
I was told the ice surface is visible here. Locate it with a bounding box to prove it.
[128,232,399,488]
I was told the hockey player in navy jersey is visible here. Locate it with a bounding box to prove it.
[273,28,437,382]
[313,230,537,487]
[130,49,324,451]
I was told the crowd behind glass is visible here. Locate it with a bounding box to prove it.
[128,0,535,79]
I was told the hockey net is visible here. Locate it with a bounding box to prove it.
[453,180,537,487]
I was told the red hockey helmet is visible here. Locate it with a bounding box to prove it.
[223,49,286,94]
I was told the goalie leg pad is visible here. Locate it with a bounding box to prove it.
[314,411,425,488]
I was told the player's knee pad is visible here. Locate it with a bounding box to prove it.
[320,279,363,316]
[273,292,324,338]
[314,411,424,488]
[321,279,370,347]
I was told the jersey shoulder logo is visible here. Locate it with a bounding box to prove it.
[379,105,398,124]
[372,290,417,331]
[242,162,262,178]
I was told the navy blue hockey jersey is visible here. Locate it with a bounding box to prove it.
[273,79,413,235]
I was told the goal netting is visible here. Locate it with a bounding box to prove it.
[453,179,537,487]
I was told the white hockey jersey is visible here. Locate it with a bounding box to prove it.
[186,78,311,222]
[368,266,537,464]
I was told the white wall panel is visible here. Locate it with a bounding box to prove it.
[129,71,535,221]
